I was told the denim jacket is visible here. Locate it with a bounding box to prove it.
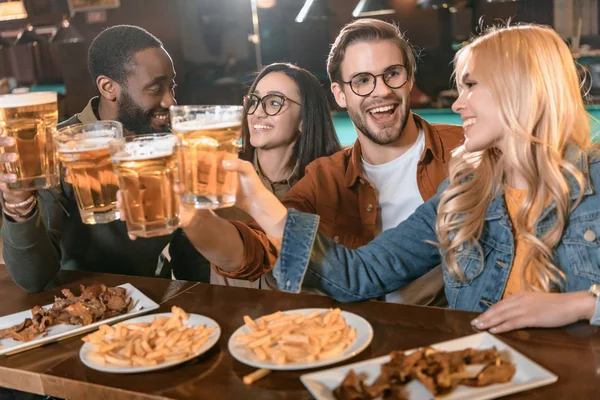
[273,147,600,324]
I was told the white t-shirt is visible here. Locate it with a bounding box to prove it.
[362,129,425,232]
[362,129,444,305]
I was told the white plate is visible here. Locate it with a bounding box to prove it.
[228,308,373,371]
[79,312,221,374]
[301,332,558,400]
[0,283,159,356]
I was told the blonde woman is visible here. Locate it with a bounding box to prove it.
[221,24,600,333]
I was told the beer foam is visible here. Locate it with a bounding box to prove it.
[0,92,57,108]
[111,137,176,161]
[172,120,241,132]
[58,137,112,153]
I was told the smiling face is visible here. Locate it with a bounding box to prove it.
[331,39,412,146]
[247,71,302,151]
[117,47,177,134]
[452,56,504,153]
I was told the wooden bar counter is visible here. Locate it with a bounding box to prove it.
[0,265,598,399]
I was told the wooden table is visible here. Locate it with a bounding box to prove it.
[0,265,599,399]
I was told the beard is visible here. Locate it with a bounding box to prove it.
[117,91,158,135]
[348,97,410,146]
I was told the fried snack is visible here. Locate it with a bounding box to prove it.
[81,306,216,368]
[234,308,356,366]
[0,284,130,343]
[243,368,272,385]
[461,361,516,387]
[334,347,516,400]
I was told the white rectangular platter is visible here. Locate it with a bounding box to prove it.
[301,332,558,400]
[0,283,159,356]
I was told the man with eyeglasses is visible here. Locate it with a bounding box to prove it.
[204,19,463,305]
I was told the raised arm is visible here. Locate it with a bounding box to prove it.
[3,187,65,292]
[272,195,443,302]
[181,159,319,280]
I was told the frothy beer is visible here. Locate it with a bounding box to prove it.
[58,135,118,224]
[172,119,241,209]
[111,135,179,238]
[55,121,122,225]
[0,92,59,190]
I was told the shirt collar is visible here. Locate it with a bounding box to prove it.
[78,97,100,123]
[253,151,301,187]
[414,113,446,163]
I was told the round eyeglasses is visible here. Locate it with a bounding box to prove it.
[343,64,409,97]
[242,93,301,116]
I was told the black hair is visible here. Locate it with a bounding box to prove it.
[240,63,342,178]
[88,25,163,85]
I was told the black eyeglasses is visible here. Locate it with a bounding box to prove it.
[342,64,409,97]
[242,93,301,116]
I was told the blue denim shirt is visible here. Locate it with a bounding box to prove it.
[273,148,600,324]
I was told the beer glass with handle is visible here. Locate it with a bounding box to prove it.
[110,133,180,238]
[169,105,243,209]
[54,121,122,224]
[0,92,59,190]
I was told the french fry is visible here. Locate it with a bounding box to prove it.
[323,308,341,326]
[253,346,268,361]
[234,309,357,366]
[243,315,258,331]
[260,311,282,323]
[166,331,183,347]
[146,348,169,360]
[319,333,332,348]
[247,329,269,339]
[104,353,132,367]
[140,337,153,353]
[114,324,123,339]
[97,341,122,353]
[81,306,216,368]
[163,351,189,362]
[191,336,211,352]
[278,344,308,359]
[280,334,309,345]
[99,325,115,336]
[248,334,272,349]
[132,355,157,367]
[304,311,320,320]
[243,368,271,385]
[122,338,134,359]
[126,323,149,332]
[317,339,348,360]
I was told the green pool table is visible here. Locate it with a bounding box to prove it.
[332,106,600,146]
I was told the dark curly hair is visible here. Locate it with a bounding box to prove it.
[87,25,163,86]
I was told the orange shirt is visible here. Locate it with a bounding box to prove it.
[214,113,464,281]
[503,186,532,298]
[503,185,555,298]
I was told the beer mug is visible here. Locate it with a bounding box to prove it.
[169,105,243,209]
[109,134,180,238]
[0,92,59,190]
[54,121,122,224]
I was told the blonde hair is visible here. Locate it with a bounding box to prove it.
[436,24,594,292]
